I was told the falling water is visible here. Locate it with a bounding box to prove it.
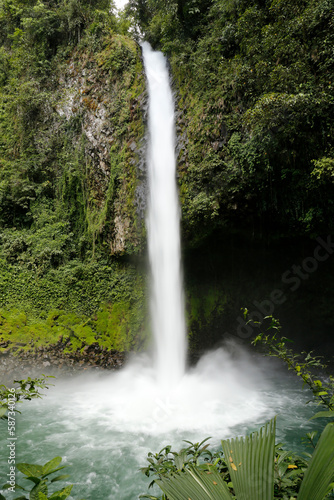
[0,38,319,500]
[142,42,187,388]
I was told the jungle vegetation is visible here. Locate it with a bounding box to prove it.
[0,0,333,353]
[127,0,334,244]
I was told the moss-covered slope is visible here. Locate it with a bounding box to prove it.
[0,1,149,354]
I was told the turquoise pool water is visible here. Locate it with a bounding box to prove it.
[0,349,323,500]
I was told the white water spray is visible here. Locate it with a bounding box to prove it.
[142,42,187,388]
[0,40,316,500]
[113,0,128,10]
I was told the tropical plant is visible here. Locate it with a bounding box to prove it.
[297,423,334,500]
[141,418,334,500]
[0,382,83,499]
[0,456,84,500]
[0,375,53,419]
[125,0,334,243]
[250,314,334,415]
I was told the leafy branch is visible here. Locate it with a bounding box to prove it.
[249,312,334,414]
[0,456,85,500]
[0,375,54,419]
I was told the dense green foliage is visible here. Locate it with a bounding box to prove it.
[251,314,334,412]
[0,0,149,352]
[0,0,113,230]
[0,375,52,418]
[1,0,334,352]
[1,456,80,500]
[0,0,145,259]
[127,0,334,244]
[0,259,147,353]
[140,420,334,500]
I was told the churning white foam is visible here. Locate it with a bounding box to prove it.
[41,342,278,439]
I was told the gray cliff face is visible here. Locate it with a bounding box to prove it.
[55,38,148,255]
[57,62,112,195]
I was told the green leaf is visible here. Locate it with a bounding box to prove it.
[0,406,8,418]
[29,480,48,500]
[221,417,276,500]
[310,411,334,420]
[17,464,43,478]
[3,484,26,491]
[156,465,233,500]
[174,454,185,471]
[297,422,334,500]
[38,494,48,500]
[275,450,293,465]
[50,475,71,483]
[42,457,62,476]
[26,477,40,485]
[41,467,66,479]
[49,485,73,499]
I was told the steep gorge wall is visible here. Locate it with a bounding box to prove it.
[1,0,334,358]
[0,19,150,354]
[54,34,147,256]
[159,0,334,355]
[149,0,334,249]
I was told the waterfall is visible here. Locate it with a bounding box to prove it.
[141,42,187,388]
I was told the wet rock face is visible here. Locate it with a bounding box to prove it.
[55,38,148,255]
[0,342,127,385]
[57,61,114,197]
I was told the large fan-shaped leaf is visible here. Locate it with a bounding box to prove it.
[221,417,276,500]
[155,465,233,500]
[297,422,334,500]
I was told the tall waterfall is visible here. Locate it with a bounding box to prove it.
[142,42,187,388]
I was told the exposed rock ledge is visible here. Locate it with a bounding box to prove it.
[0,341,126,386]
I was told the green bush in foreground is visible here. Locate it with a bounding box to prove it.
[0,457,83,500]
[140,419,334,500]
[250,313,334,414]
[0,375,52,419]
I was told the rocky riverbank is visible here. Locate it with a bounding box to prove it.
[0,339,126,385]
